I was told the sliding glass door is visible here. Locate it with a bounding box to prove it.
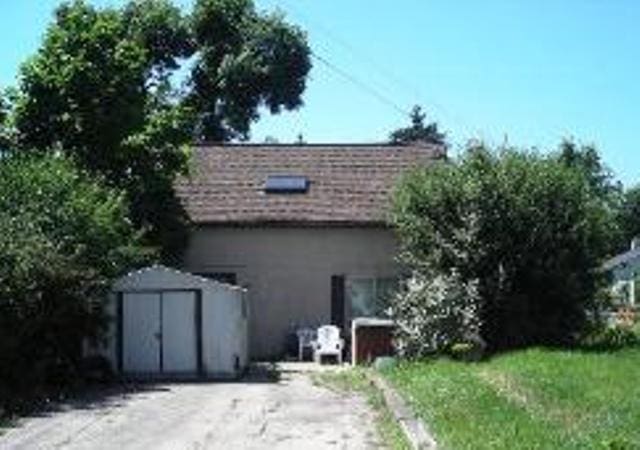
[347,277,397,319]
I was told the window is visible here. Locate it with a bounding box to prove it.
[347,277,397,318]
[612,273,640,306]
[264,175,309,193]
[195,272,237,286]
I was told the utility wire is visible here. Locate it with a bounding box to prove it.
[311,51,410,118]
[279,0,482,140]
[282,0,423,101]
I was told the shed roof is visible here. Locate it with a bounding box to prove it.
[174,143,443,226]
[113,265,245,292]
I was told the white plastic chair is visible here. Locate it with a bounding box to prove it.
[313,325,344,364]
[296,328,316,361]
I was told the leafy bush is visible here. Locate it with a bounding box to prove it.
[581,324,639,351]
[0,154,150,410]
[392,145,613,351]
[391,270,482,357]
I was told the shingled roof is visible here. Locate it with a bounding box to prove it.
[175,143,443,226]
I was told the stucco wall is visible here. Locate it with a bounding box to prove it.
[183,226,400,358]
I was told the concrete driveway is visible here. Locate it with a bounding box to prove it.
[0,363,381,450]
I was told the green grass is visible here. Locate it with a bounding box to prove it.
[385,347,640,450]
[312,369,411,450]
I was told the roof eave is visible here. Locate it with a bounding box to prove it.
[191,219,392,229]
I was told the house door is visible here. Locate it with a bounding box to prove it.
[121,291,199,375]
[331,275,346,329]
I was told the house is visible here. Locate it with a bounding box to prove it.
[602,238,640,307]
[175,143,443,358]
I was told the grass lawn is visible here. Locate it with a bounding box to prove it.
[385,347,640,450]
[312,369,411,450]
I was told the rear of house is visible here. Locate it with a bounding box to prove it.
[176,143,442,358]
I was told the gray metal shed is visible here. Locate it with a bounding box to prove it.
[101,265,249,378]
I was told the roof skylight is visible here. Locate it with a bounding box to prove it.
[264,175,309,193]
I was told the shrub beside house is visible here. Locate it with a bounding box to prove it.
[391,145,615,355]
[0,154,149,410]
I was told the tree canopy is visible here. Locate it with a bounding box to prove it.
[555,139,624,252]
[8,0,311,260]
[390,105,446,146]
[0,91,9,149]
[392,144,613,351]
[0,92,6,125]
[556,139,622,204]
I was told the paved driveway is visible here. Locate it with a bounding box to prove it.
[0,364,381,450]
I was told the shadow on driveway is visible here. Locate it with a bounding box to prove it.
[1,361,379,450]
[1,362,284,430]
[1,361,351,433]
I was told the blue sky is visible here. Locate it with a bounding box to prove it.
[1,1,639,185]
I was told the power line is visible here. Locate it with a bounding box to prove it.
[282,0,423,100]
[311,51,410,118]
[279,0,482,140]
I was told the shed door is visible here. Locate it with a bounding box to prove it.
[123,293,161,373]
[121,291,199,375]
[161,291,198,373]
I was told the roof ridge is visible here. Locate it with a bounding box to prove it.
[195,142,443,149]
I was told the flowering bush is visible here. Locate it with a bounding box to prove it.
[391,270,482,357]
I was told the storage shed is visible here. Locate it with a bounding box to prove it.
[102,266,249,379]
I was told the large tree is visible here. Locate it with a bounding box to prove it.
[390,105,446,146]
[10,0,311,261]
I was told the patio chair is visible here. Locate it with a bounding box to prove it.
[313,325,344,364]
[296,327,316,361]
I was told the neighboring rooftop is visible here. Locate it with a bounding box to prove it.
[175,143,444,226]
[602,247,640,272]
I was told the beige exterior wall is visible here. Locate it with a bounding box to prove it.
[183,226,400,358]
